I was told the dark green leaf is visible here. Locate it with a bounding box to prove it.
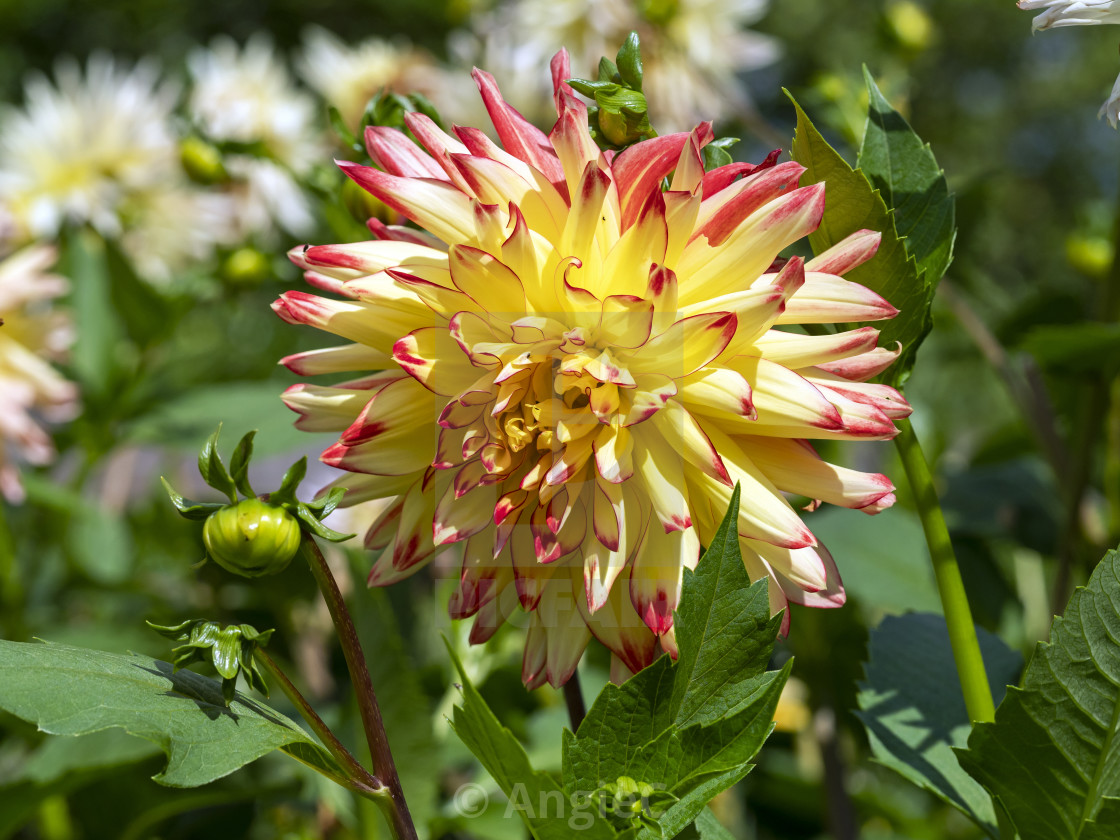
[670,485,783,727]
[788,92,928,386]
[857,68,955,286]
[857,613,1022,836]
[0,641,342,788]
[957,548,1120,840]
[229,430,257,499]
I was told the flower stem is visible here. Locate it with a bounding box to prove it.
[300,538,418,840]
[894,419,995,723]
[563,670,587,731]
[255,648,386,797]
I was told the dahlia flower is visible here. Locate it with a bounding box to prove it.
[188,35,323,236]
[297,27,445,131]
[0,246,77,502]
[0,55,178,240]
[276,51,910,687]
[452,0,779,132]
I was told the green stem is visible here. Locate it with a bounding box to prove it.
[300,538,418,840]
[255,648,386,798]
[894,419,995,723]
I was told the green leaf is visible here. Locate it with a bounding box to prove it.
[273,456,307,504]
[690,808,737,839]
[197,425,237,503]
[0,640,342,788]
[65,229,121,399]
[788,92,929,386]
[670,485,784,727]
[857,68,955,286]
[957,548,1120,840]
[564,487,788,836]
[856,613,1022,836]
[229,430,257,499]
[445,641,615,840]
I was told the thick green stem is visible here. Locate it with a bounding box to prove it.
[894,420,995,723]
[255,648,386,798]
[300,539,418,840]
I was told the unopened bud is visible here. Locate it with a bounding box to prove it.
[203,498,301,578]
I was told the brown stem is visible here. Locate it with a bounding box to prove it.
[563,670,587,731]
[255,648,384,797]
[300,539,418,840]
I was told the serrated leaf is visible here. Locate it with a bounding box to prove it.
[0,641,343,788]
[563,487,788,836]
[957,548,1120,840]
[788,92,929,386]
[197,426,237,503]
[856,613,1022,836]
[229,430,257,499]
[445,641,615,840]
[670,485,783,727]
[858,68,955,286]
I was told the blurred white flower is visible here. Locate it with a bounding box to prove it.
[0,56,178,240]
[1101,71,1120,126]
[0,245,78,503]
[1018,0,1120,30]
[297,26,445,130]
[119,187,238,284]
[188,35,324,237]
[455,0,779,132]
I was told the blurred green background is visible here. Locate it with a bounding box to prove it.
[1,0,1118,838]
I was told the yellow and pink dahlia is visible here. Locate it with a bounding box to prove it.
[275,51,910,687]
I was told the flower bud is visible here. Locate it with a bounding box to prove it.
[203,498,301,578]
[180,136,227,184]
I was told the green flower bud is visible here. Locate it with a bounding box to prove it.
[203,498,301,578]
[221,247,272,286]
[180,136,227,184]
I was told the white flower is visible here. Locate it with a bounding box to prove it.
[188,34,323,173]
[1018,0,1120,30]
[1101,71,1120,125]
[0,246,77,502]
[0,55,178,239]
[297,26,444,130]
[456,0,779,132]
[188,35,324,237]
[119,187,238,284]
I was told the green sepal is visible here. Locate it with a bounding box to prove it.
[271,456,308,506]
[568,79,619,98]
[598,56,620,84]
[701,137,739,171]
[160,477,225,521]
[145,619,274,707]
[294,502,355,542]
[302,486,347,517]
[197,425,237,503]
[229,430,257,500]
[616,31,644,91]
